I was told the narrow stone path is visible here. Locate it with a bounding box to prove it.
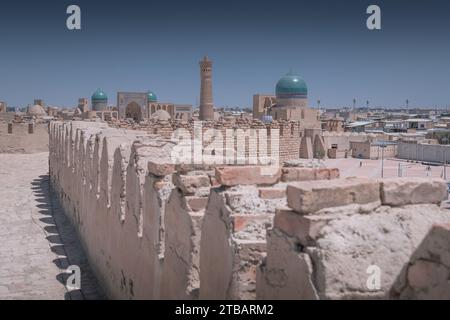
[0,152,104,300]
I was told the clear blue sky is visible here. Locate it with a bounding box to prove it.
[1,0,450,109]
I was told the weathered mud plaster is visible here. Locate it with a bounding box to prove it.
[161,170,212,299]
[51,121,450,300]
[257,177,450,299]
[49,122,176,299]
[390,223,450,299]
[199,167,292,300]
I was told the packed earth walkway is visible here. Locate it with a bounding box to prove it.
[0,152,103,300]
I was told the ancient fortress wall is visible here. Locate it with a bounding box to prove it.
[49,121,450,299]
[0,122,49,153]
[109,119,302,163]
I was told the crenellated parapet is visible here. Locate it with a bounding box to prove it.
[49,120,450,300]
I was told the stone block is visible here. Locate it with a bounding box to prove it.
[281,167,340,183]
[232,214,272,235]
[131,140,176,177]
[173,174,211,195]
[281,168,315,182]
[148,161,175,177]
[258,188,286,199]
[287,177,381,214]
[263,203,450,300]
[273,208,331,244]
[215,166,281,186]
[314,168,330,180]
[380,178,447,206]
[329,168,340,179]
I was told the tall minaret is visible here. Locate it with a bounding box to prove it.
[199,56,214,120]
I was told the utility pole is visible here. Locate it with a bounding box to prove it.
[443,138,448,181]
[445,151,448,181]
[379,142,386,178]
[444,161,447,180]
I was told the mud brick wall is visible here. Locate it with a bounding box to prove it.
[109,118,302,163]
[49,120,450,300]
[257,177,450,299]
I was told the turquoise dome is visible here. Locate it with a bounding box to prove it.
[147,91,157,102]
[276,72,308,97]
[91,89,108,101]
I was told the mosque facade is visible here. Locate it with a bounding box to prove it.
[114,90,192,122]
[117,92,149,121]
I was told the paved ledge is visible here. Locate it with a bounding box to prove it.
[0,152,104,300]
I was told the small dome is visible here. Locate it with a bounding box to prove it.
[151,109,171,121]
[92,89,108,101]
[147,91,157,102]
[276,72,308,97]
[27,104,47,115]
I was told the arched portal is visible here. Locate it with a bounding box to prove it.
[125,102,142,122]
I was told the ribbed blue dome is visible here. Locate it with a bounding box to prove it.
[147,91,157,102]
[276,72,308,97]
[91,89,108,101]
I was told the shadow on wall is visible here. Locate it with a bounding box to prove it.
[389,223,450,299]
[31,175,105,300]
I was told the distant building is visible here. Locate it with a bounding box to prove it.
[34,99,44,107]
[351,140,397,159]
[117,92,148,121]
[406,118,433,132]
[253,94,275,120]
[199,56,214,121]
[116,91,193,122]
[0,101,6,113]
[148,102,193,121]
[78,98,89,113]
[345,121,376,132]
[382,120,408,133]
[270,72,318,125]
[27,104,47,116]
[91,89,108,111]
[253,72,320,129]
[322,118,344,132]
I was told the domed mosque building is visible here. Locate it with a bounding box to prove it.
[269,71,320,128]
[147,91,157,104]
[27,104,47,116]
[91,89,108,111]
[253,71,326,159]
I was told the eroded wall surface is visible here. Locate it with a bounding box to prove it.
[49,121,450,299]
